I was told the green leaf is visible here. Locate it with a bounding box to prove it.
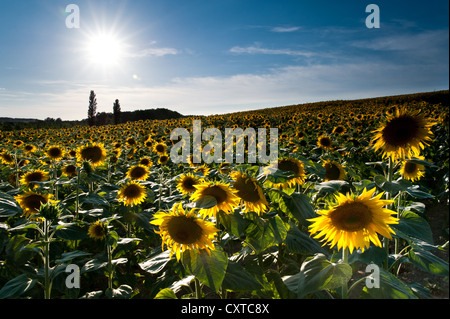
[222,261,263,291]
[405,187,434,199]
[408,248,449,277]
[0,192,21,218]
[55,250,92,264]
[285,253,352,298]
[193,195,217,209]
[54,223,89,240]
[245,215,289,254]
[394,211,433,244]
[284,225,329,256]
[280,192,315,224]
[361,268,417,299]
[81,258,108,273]
[154,288,178,299]
[0,274,38,299]
[315,180,349,194]
[139,250,172,274]
[181,244,228,293]
[105,284,133,299]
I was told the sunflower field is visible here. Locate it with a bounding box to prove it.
[0,92,448,300]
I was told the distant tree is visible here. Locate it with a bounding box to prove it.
[113,99,121,125]
[88,90,97,126]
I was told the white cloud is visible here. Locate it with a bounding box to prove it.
[271,26,301,33]
[229,46,314,57]
[126,47,179,58]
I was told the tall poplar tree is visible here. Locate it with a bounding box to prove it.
[87,90,97,126]
[113,99,121,125]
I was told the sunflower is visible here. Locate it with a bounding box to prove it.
[400,156,426,182]
[190,181,240,218]
[15,191,55,218]
[308,188,399,253]
[62,164,78,178]
[332,125,346,135]
[151,202,218,261]
[176,173,203,195]
[46,145,65,161]
[88,220,107,240]
[126,165,149,180]
[158,154,170,165]
[117,181,147,206]
[194,164,210,177]
[0,151,15,165]
[323,160,346,181]
[230,171,268,215]
[266,158,306,189]
[219,162,231,174]
[23,144,37,154]
[317,135,333,150]
[76,143,107,167]
[372,107,436,161]
[153,142,167,155]
[20,170,49,188]
[138,157,153,168]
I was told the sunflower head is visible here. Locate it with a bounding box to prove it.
[190,181,240,218]
[88,220,107,240]
[76,143,107,167]
[153,142,167,155]
[266,157,306,189]
[323,160,346,182]
[151,202,219,260]
[372,107,436,161]
[0,152,15,165]
[400,156,426,182]
[20,170,49,188]
[230,171,268,215]
[46,145,65,161]
[15,191,54,218]
[126,165,149,180]
[317,135,333,150]
[176,173,204,195]
[308,188,399,253]
[117,181,147,206]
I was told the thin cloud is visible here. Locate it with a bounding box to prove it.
[271,26,301,32]
[229,46,314,57]
[125,47,179,58]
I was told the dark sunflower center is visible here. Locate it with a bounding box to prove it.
[92,224,105,237]
[404,162,418,174]
[26,172,45,183]
[330,202,373,232]
[382,116,419,147]
[278,159,301,175]
[81,146,103,162]
[167,216,203,245]
[233,177,262,203]
[123,184,143,198]
[334,126,345,134]
[129,166,147,179]
[65,165,77,174]
[48,148,63,158]
[319,137,331,147]
[155,144,166,153]
[201,185,228,205]
[324,163,341,180]
[24,195,47,212]
[182,177,197,191]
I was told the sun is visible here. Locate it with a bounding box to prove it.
[86,32,123,66]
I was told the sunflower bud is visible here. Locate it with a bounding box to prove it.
[39,201,62,222]
[83,161,94,176]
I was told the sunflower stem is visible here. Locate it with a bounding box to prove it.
[383,157,395,269]
[340,248,349,299]
[43,218,51,299]
[194,277,202,299]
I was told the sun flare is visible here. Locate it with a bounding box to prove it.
[86,32,123,66]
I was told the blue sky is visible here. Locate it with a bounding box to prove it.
[0,0,448,120]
